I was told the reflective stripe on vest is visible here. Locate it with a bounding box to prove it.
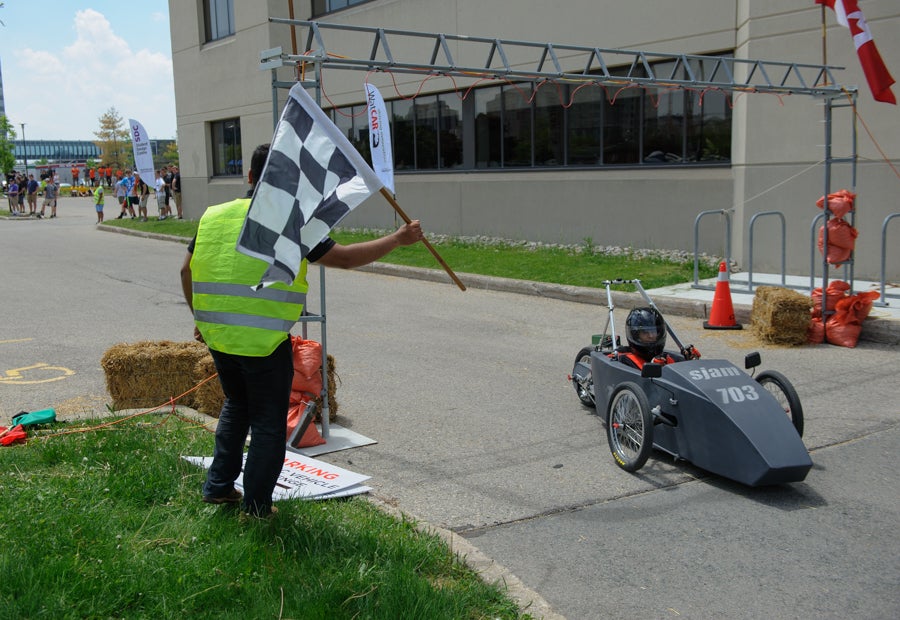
[193,281,306,305]
[191,198,309,357]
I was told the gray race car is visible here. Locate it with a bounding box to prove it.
[570,279,811,487]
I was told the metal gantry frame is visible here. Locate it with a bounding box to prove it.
[261,20,858,400]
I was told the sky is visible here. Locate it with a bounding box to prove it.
[0,1,176,140]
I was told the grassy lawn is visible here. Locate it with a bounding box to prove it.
[100,218,718,289]
[0,416,525,619]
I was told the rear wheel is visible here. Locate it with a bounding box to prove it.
[756,370,804,437]
[606,382,653,472]
[572,347,595,407]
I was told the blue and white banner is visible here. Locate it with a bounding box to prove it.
[128,118,156,185]
[365,83,394,194]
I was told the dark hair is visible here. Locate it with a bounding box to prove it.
[250,143,270,187]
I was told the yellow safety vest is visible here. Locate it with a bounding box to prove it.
[190,198,309,356]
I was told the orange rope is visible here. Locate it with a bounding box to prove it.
[37,372,220,440]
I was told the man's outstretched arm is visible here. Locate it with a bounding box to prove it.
[314,220,424,269]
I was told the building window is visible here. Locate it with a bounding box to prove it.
[330,54,732,172]
[211,118,241,176]
[311,0,371,17]
[474,88,501,168]
[204,0,234,43]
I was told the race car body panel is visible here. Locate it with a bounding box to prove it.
[591,352,812,486]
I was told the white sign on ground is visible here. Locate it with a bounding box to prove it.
[183,454,371,500]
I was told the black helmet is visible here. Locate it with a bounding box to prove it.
[625,307,666,360]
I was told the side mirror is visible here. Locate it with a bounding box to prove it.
[641,363,663,379]
[745,352,761,369]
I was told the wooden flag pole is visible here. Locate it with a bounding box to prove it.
[379,187,466,291]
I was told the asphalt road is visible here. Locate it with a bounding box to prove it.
[2,198,898,619]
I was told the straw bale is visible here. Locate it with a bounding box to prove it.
[750,286,813,345]
[100,340,209,411]
[191,355,223,417]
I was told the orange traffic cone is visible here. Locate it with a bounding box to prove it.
[703,261,742,330]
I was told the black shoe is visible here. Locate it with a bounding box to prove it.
[202,488,243,505]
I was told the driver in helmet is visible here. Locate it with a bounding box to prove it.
[620,307,677,369]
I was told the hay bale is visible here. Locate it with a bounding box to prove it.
[192,355,223,417]
[190,352,338,422]
[100,340,209,411]
[750,286,813,345]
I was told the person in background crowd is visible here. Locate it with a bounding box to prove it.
[72,165,80,187]
[135,172,150,222]
[154,169,168,220]
[40,176,58,218]
[170,165,182,219]
[17,173,26,214]
[106,166,113,188]
[93,182,105,224]
[163,165,173,215]
[125,169,139,218]
[115,174,131,219]
[26,174,39,216]
[88,167,96,187]
[7,176,20,215]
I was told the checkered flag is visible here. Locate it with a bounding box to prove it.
[236,83,383,288]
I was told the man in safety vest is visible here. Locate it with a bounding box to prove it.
[180,143,424,518]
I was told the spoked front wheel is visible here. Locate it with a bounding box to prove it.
[572,347,595,408]
[756,370,804,437]
[606,382,653,472]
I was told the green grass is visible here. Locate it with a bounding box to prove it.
[0,416,526,619]
[99,218,718,289]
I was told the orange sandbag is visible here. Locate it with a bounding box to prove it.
[811,280,851,318]
[817,219,858,264]
[287,401,326,448]
[807,317,825,344]
[837,290,880,322]
[290,337,323,404]
[816,189,855,219]
[825,314,862,348]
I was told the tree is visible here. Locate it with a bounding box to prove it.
[160,141,179,167]
[93,107,131,170]
[0,116,16,176]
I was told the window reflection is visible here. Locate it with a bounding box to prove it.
[329,55,732,173]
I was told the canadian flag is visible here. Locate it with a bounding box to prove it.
[816,0,896,104]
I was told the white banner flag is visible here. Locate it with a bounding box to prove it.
[365,83,394,193]
[128,119,157,184]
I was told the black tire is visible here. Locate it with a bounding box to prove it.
[756,370,804,437]
[606,382,654,472]
[572,347,595,407]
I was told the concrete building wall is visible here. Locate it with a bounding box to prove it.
[169,0,899,281]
